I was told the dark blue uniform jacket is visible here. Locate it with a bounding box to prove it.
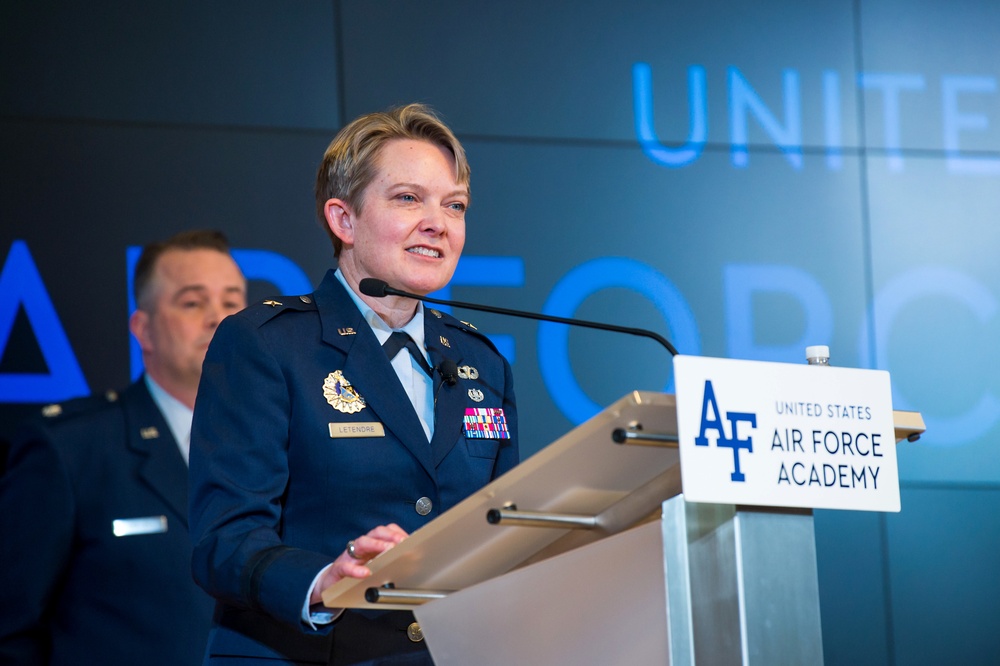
[189,270,519,664]
[0,380,214,665]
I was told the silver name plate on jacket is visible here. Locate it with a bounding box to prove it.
[112,515,168,537]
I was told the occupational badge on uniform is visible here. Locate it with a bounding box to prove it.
[439,336,451,348]
[457,365,479,380]
[463,408,510,439]
[323,370,367,414]
[468,388,484,402]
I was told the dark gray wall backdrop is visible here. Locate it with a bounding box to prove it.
[2,1,998,662]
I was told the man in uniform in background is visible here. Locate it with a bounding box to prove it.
[0,230,247,665]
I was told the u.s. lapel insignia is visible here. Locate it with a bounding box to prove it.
[140,426,160,440]
[429,309,443,319]
[457,365,479,380]
[338,327,356,336]
[468,388,484,402]
[439,336,451,348]
[323,370,367,414]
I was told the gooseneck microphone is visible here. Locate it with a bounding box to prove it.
[358,277,679,357]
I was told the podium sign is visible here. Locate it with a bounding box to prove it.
[674,355,900,512]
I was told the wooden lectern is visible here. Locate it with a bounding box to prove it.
[322,391,925,664]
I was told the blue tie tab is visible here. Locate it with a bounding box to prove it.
[383,331,433,377]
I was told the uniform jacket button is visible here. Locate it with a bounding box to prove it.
[414,497,433,516]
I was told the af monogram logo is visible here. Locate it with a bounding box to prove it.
[695,380,758,482]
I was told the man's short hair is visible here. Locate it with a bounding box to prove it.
[314,103,470,257]
[133,230,232,310]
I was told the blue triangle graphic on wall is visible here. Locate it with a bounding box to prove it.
[0,241,89,403]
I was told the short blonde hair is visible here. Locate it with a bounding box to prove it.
[314,103,470,256]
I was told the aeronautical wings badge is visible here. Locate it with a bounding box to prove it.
[323,370,366,414]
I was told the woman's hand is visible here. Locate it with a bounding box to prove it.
[310,523,409,605]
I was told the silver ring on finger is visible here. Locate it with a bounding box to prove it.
[347,539,358,559]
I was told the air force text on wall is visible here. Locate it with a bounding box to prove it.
[0,242,993,450]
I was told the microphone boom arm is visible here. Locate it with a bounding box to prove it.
[383,285,679,357]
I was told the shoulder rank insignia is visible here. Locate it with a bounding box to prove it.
[323,370,366,414]
[263,299,283,307]
[460,320,478,330]
[41,404,62,418]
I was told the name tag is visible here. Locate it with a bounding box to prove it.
[329,422,386,438]
[113,515,168,537]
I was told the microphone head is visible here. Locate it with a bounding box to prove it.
[438,358,459,386]
[358,278,389,297]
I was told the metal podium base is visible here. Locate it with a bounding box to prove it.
[663,496,824,665]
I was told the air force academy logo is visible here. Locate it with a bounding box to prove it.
[694,379,758,482]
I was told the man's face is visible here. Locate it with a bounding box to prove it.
[337,138,468,296]
[131,248,246,397]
